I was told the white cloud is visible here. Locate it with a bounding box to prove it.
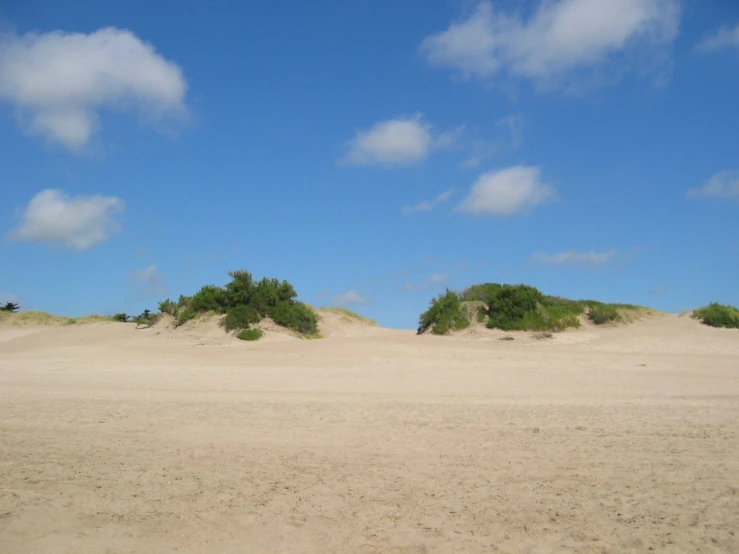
[0,27,188,149]
[403,273,449,291]
[6,189,125,250]
[529,249,617,269]
[696,24,739,52]
[341,114,461,166]
[686,170,739,199]
[332,290,369,307]
[456,166,556,216]
[130,264,167,300]
[402,189,454,215]
[420,0,679,88]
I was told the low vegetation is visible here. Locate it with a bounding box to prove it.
[319,307,378,326]
[418,283,650,335]
[692,303,739,329]
[157,270,319,340]
[417,289,471,335]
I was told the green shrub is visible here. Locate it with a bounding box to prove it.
[65,318,77,325]
[483,284,545,330]
[418,289,470,335]
[112,313,128,322]
[588,303,620,325]
[224,304,262,331]
[268,301,319,335]
[189,285,229,313]
[1,302,20,312]
[158,299,177,315]
[236,327,263,341]
[692,303,739,329]
[176,308,197,327]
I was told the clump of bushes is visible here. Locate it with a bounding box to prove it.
[417,289,471,335]
[419,282,648,336]
[692,303,739,328]
[587,302,620,325]
[1,302,20,312]
[157,270,319,340]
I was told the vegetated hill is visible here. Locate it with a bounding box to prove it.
[691,303,739,329]
[156,270,320,341]
[417,283,656,336]
[0,310,121,327]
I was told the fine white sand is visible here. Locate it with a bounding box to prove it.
[1,312,738,553]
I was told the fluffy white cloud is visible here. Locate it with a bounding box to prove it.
[529,249,617,269]
[456,166,556,216]
[420,0,679,88]
[696,24,739,52]
[0,27,188,149]
[402,189,454,215]
[686,170,739,198]
[342,114,460,166]
[6,189,125,250]
[332,290,369,307]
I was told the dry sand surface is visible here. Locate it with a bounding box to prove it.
[1,312,738,553]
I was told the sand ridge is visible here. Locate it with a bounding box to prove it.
[1,313,738,552]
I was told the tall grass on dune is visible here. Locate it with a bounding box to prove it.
[692,303,739,329]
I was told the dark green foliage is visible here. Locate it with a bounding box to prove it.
[1,302,20,312]
[189,285,229,313]
[112,313,128,322]
[267,301,319,335]
[692,303,739,329]
[224,304,262,331]
[136,309,157,326]
[421,282,647,336]
[483,284,544,330]
[417,289,471,335]
[461,283,503,302]
[236,327,263,341]
[158,298,177,315]
[163,270,317,339]
[176,308,197,327]
[587,303,620,324]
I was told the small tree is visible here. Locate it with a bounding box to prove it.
[1,302,20,312]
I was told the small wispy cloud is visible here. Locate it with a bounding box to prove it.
[695,23,739,52]
[649,284,670,295]
[402,189,454,215]
[461,114,523,168]
[332,289,369,307]
[403,273,449,291]
[456,166,557,216]
[686,170,739,199]
[341,113,462,167]
[529,249,618,269]
[5,189,125,251]
[130,264,168,301]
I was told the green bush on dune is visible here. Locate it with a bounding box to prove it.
[692,303,739,329]
[158,270,319,340]
[418,282,649,335]
[417,289,471,335]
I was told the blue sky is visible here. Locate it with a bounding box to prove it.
[1,0,737,329]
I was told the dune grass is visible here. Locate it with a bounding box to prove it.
[318,307,378,326]
[692,303,739,329]
[0,311,118,327]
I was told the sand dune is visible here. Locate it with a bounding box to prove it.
[1,313,738,553]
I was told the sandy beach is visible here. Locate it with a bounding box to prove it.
[1,312,738,553]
